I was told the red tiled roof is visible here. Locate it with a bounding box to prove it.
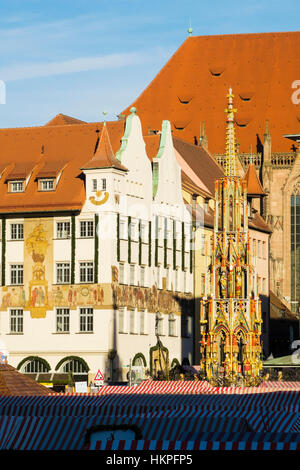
[0,363,51,396]
[123,31,300,153]
[0,120,125,214]
[45,113,86,126]
[81,123,127,171]
[244,163,265,196]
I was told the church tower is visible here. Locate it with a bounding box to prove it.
[199,89,263,386]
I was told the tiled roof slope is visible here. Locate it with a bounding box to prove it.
[0,363,51,395]
[45,113,86,126]
[244,163,266,196]
[0,120,125,213]
[122,31,300,153]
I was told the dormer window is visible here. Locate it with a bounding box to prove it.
[39,178,55,191]
[9,180,24,193]
[92,179,97,191]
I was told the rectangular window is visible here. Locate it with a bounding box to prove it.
[175,269,180,292]
[262,278,266,295]
[258,240,261,258]
[10,309,23,333]
[56,263,70,284]
[79,307,93,332]
[120,217,127,239]
[11,223,23,240]
[92,179,97,191]
[40,179,54,191]
[101,178,106,191]
[140,310,146,334]
[79,262,94,283]
[141,222,147,243]
[56,308,70,333]
[140,266,145,287]
[262,241,266,259]
[129,264,135,286]
[80,220,94,238]
[168,315,176,337]
[57,221,71,239]
[9,181,24,193]
[119,308,126,333]
[10,264,23,285]
[130,219,138,241]
[129,309,135,334]
[119,263,125,284]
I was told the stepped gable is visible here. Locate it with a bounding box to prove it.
[0,363,52,396]
[123,31,300,153]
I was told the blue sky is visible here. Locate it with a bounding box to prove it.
[0,0,299,128]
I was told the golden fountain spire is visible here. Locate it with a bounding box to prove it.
[224,87,237,177]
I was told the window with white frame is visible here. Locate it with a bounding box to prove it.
[57,221,70,239]
[130,218,138,241]
[181,315,192,338]
[155,312,164,336]
[175,269,180,292]
[262,241,266,259]
[11,223,23,240]
[9,180,24,193]
[79,262,94,283]
[10,264,23,285]
[119,308,126,333]
[56,308,70,333]
[23,358,49,373]
[39,179,54,191]
[258,240,261,258]
[92,179,97,191]
[141,221,147,243]
[184,270,188,293]
[119,263,125,284]
[79,307,93,332]
[262,278,266,295]
[10,309,23,333]
[140,266,145,287]
[129,264,135,286]
[101,178,106,191]
[120,216,127,239]
[157,266,162,289]
[140,310,146,334]
[168,313,177,337]
[129,309,135,334]
[56,263,70,284]
[80,220,94,238]
[166,267,170,290]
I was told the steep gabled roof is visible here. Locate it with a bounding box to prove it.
[81,123,127,171]
[244,163,266,196]
[123,31,300,153]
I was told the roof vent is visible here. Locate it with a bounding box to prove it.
[209,66,225,76]
[173,121,189,130]
[235,115,251,127]
[239,91,254,101]
[178,95,193,104]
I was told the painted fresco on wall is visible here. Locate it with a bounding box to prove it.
[24,221,52,318]
[111,267,193,315]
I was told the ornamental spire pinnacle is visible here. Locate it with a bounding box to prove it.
[224,88,237,177]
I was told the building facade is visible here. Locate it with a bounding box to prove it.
[0,110,194,386]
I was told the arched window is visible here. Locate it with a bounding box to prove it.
[18,356,50,374]
[291,185,300,314]
[236,331,245,365]
[55,356,89,374]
